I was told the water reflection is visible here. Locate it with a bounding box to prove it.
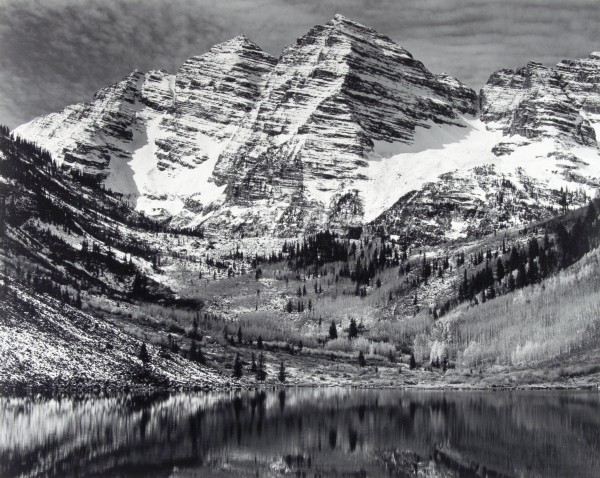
[1,389,599,477]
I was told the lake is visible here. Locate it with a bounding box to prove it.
[1,388,599,477]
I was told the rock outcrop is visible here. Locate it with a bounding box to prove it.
[480,55,599,147]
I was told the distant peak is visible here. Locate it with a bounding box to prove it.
[212,35,263,52]
[589,51,600,60]
[328,13,367,29]
[331,13,349,22]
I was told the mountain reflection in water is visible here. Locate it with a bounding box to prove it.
[1,389,599,477]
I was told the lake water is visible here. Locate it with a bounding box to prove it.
[1,388,599,477]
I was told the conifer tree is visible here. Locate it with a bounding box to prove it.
[348,318,358,339]
[409,353,416,370]
[250,352,257,373]
[139,343,151,365]
[496,258,505,283]
[189,339,197,361]
[257,335,263,349]
[516,262,527,289]
[278,361,286,382]
[329,321,338,340]
[358,351,366,367]
[232,353,243,379]
[256,352,267,381]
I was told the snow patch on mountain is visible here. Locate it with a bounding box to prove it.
[361,118,496,222]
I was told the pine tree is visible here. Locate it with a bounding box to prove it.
[358,351,366,367]
[257,335,263,349]
[516,262,527,289]
[232,353,243,379]
[237,326,243,345]
[189,339,197,361]
[409,353,416,370]
[348,318,358,339]
[278,361,286,382]
[507,272,516,291]
[329,321,338,340]
[192,314,199,338]
[496,258,505,283]
[527,255,539,284]
[139,343,151,365]
[250,352,257,372]
[256,352,267,381]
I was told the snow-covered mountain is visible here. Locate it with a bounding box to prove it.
[371,52,600,243]
[12,16,600,240]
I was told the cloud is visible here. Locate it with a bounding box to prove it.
[0,0,598,127]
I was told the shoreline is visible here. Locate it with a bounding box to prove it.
[2,379,598,398]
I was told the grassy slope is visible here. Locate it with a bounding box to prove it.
[0,274,224,392]
[436,245,600,386]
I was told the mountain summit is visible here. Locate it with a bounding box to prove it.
[12,16,600,239]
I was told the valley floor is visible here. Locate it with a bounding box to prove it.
[2,273,599,396]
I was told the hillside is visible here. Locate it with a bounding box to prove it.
[2,123,600,390]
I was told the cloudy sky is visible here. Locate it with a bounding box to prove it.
[0,0,598,128]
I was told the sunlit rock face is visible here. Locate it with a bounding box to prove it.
[154,36,277,172]
[13,15,477,235]
[14,70,147,176]
[12,16,600,240]
[208,14,478,235]
[480,54,600,147]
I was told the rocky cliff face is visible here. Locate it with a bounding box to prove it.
[154,36,276,173]
[14,37,277,221]
[374,53,600,244]
[480,59,597,147]
[12,16,600,242]
[14,70,146,177]
[206,14,478,234]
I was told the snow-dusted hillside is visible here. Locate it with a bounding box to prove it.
[12,16,600,240]
[0,274,225,390]
[370,53,600,242]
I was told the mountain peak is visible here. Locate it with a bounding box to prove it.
[589,51,600,60]
[211,35,264,53]
[329,13,353,24]
[327,13,375,33]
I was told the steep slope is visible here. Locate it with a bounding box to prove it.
[207,14,477,235]
[0,273,224,390]
[480,59,597,146]
[14,70,150,178]
[142,37,277,221]
[372,53,600,243]
[14,38,277,222]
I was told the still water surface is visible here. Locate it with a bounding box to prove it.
[1,388,599,477]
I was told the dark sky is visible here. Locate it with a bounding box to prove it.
[1,0,598,128]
